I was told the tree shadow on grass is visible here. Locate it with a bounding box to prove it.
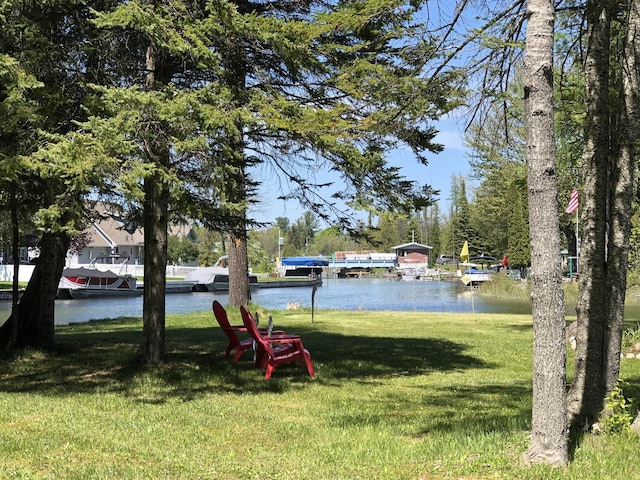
[323,381,533,435]
[299,329,490,382]
[414,382,532,435]
[0,319,492,403]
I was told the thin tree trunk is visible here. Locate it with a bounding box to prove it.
[567,0,611,428]
[522,0,568,466]
[9,183,20,347]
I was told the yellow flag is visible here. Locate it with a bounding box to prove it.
[460,241,469,263]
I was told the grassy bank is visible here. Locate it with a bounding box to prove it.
[0,281,27,290]
[1,308,640,479]
[477,274,581,304]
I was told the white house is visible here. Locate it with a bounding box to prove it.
[66,204,144,267]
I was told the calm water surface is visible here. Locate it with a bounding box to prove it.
[4,277,640,325]
[1,277,537,325]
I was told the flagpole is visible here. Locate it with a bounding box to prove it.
[575,205,579,275]
[565,188,579,278]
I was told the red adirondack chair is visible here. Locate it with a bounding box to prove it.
[212,301,286,362]
[240,305,315,379]
[212,300,254,362]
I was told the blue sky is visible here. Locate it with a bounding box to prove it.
[251,114,473,226]
[248,2,485,227]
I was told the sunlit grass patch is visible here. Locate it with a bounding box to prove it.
[0,308,639,479]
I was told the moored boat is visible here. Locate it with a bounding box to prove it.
[459,268,494,287]
[184,255,258,292]
[280,256,329,277]
[58,267,141,298]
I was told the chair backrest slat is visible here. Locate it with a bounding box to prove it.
[213,300,232,330]
[241,306,274,357]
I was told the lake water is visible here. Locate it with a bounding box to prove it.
[4,277,640,325]
[1,277,537,325]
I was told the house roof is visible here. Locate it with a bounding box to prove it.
[391,242,433,251]
[86,204,143,248]
[84,204,197,249]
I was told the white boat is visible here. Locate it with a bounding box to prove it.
[398,267,421,280]
[184,255,258,292]
[58,267,141,298]
[460,268,494,287]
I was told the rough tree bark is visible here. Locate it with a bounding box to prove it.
[0,231,69,349]
[227,228,251,308]
[621,0,640,433]
[522,0,568,466]
[604,0,639,399]
[566,0,611,428]
[137,36,169,365]
[224,46,251,309]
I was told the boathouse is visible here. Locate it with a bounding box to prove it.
[391,242,433,278]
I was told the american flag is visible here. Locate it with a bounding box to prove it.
[565,189,579,214]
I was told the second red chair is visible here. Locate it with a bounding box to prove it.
[240,305,315,379]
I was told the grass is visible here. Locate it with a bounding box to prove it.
[1,308,640,479]
[477,274,532,300]
[477,274,582,306]
[0,282,27,290]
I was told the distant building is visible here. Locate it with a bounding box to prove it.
[66,204,144,266]
[66,205,198,267]
[391,242,433,277]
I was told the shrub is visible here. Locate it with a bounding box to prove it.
[603,383,635,434]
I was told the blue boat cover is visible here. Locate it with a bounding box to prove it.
[281,256,329,266]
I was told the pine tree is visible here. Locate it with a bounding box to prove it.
[427,204,442,262]
[0,0,118,348]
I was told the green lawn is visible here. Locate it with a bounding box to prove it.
[1,307,640,479]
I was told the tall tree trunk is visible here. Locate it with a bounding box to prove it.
[0,231,69,349]
[137,37,168,364]
[621,0,640,433]
[567,0,611,428]
[139,168,168,364]
[224,49,251,308]
[522,0,568,466]
[604,0,639,397]
[225,135,250,309]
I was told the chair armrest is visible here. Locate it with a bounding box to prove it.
[265,330,286,336]
[232,325,286,336]
[264,335,302,344]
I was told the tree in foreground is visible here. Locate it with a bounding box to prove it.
[567,0,639,429]
[521,0,568,466]
[0,0,115,349]
[82,0,461,359]
[213,0,460,306]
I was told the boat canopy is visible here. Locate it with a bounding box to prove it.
[62,267,119,279]
[281,256,329,267]
[184,266,227,284]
